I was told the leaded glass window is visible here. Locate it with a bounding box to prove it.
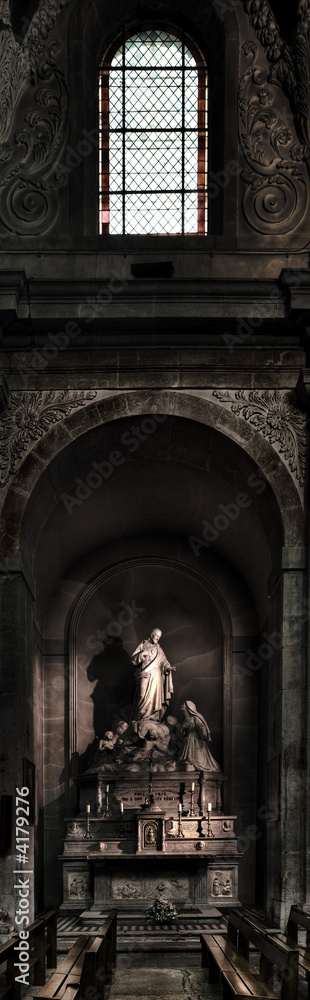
[99,27,208,235]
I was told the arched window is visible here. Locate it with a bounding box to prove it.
[99,26,208,235]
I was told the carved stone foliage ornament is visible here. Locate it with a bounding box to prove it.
[0,2,71,235]
[0,390,97,490]
[241,0,310,151]
[239,42,308,234]
[213,389,306,488]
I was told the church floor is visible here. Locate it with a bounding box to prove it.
[107,957,219,999]
[106,952,310,1000]
[24,951,310,1000]
[23,908,310,1000]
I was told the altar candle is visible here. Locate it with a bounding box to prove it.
[106,784,109,793]
[191,782,195,792]
[179,802,182,812]
[120,801,124,813]
[208,802,212,812]
[86,804,90,813]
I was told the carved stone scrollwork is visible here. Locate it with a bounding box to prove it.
[0,40,69,235]
[0,0,72,144]
[0,390,97,489]
[239,42,308,234]
[241,1,310,158]
[213,389,306,488]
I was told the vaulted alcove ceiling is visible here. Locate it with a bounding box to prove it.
[21,413,283,628]
[9,0,299,45]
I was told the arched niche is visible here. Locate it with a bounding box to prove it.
[6,392,299,909]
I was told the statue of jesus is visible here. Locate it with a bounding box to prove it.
[131,628,175,722]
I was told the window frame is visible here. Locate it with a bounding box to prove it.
[98,22,208,236]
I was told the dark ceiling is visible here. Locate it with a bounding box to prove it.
[10,0,299,45]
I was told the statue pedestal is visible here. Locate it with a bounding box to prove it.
[77,768,227,817]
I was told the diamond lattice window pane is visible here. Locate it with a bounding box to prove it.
[109,77,123,128]
[124,132,182,192]
[99,28,208,234]
[125,192,183,234]
[122,31,184,68]
[109,195,124,233]
[184,193,198,233]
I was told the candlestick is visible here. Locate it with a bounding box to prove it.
[119,801,125,838]
[177,802,184,839]
[83,804,92,840]
[106,784,109,793]
[206,803,214,839]
[190,783,196,817]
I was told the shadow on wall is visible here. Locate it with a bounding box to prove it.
[87,637,136,737]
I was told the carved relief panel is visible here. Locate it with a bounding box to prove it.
[207,865,238,902]
[68,872,90,899]
[112,872,191,901]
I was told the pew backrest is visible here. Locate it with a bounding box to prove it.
[227,910,299,1000]
[287,906,310,949]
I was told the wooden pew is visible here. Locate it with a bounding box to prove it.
[36,934,93,1000]
[97,910,117,974]
[276,904,310,997]
[43,911,58,970]
[0,910,57,1000]
[37,910,117,1000]
[0,937,19,1000]
[201,911,299,1000]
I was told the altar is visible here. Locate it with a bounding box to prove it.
[61,770,240,910]
[60,628,241,913]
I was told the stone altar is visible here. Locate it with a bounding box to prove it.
[60,629,241,911]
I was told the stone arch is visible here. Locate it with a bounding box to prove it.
[0,388,304,562]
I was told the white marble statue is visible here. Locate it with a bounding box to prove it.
[177,701,221,772]
[131,628,175,722]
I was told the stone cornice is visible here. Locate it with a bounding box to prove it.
[0,275,290,326]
